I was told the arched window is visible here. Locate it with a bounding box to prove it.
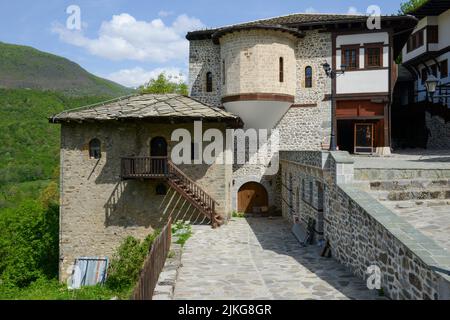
[305,66,313,88]
[89,139,101,159]
[222,60,226,85]
[279,57,284,82]
[155,183,167,196]
[206,72,213,92]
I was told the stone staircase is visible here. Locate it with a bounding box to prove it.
[167,160,224,228]
[360,178,450,204]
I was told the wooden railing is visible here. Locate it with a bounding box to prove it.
[120,157,221,227]
[121,156,168,179]
[167,160,219,226]
[131,218,172,300]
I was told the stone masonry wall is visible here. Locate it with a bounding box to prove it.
[59,121,231,281]
[276,30,332,151]
[426,112,450,150]
[189,39,222,107]
[280,151,450,300]
[219,29,297,97]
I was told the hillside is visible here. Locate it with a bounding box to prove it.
[0,42,132,97]
[0,89,111,209]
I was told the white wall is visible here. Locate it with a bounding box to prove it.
[223,100,292,129]
[438,9,450,50]
[335,32,390,95]
[337,70,389,94]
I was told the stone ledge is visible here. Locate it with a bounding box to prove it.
[152,240,183,300]
[339,184,450,283]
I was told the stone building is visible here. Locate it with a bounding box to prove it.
[187,13,417,214]
[51,12,423,291]
[392,0,450,150]
[50,94,241,280]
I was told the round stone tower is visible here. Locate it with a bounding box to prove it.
[213,26,301,129]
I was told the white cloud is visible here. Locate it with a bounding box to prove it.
[52,13,204,63]
[347,6,363,15]
[105,67,187,88]
[304,7,318,14]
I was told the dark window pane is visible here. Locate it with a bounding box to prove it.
[206,72,213,92]
[305,66,312,88]
[89,139,101,159]
[279,57,284,82]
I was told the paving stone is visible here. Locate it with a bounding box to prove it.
[173,218,381,300]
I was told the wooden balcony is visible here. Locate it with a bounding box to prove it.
[121,157,168,179]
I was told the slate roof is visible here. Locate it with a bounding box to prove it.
[186,13,418,41]
[50,94,242,126]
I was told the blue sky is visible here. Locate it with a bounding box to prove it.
[0,0,405,88]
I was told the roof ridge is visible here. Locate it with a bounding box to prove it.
[50,93,138,122]
[206,12,368,30]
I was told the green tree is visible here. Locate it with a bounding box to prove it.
[139,73,188,95]
[400,0,428,14]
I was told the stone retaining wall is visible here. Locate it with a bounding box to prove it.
[280,150,450,300]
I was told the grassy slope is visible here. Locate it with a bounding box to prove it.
[0,89,111,209]
[0,42,132,97]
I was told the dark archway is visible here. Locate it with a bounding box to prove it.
[238,182,269,214]
[150,137,168,157]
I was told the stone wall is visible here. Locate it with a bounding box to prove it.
[189,39,222,107]
[280,151,450,300]
[426,112,450,150]
[59,121,231,281]
[219,29,297,97]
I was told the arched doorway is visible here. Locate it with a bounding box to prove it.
[150,137,168,174]
[238,182,269,214]
[150,137,168,157]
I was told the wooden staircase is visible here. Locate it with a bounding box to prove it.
[121,157,223,228]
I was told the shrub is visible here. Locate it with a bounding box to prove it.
[172,221,192,247]
[0,200,59,287]
[105,231,159,291]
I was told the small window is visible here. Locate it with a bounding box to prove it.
[156,183,167,196]
[342,46,359,70]
[89,139,101,159]
[441,60,448,79]
[279,57,284,82]
[427,25,439,44]
[408,29,425,52]
[365,46,383,68]
[305,66,313,88]
[206,72,213,92]
[222,60,226,85]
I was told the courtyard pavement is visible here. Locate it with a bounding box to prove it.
[173,217,382,300]
[381,200,450,252]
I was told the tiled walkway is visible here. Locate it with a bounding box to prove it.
[173,218,381,300]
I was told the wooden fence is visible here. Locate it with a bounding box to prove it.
[131,218,172,300]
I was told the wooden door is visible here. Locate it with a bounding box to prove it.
[238,182,268,214]
[354,123,374,154]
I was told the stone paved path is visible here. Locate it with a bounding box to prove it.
[173,218,381,300]
[382,201,450,252]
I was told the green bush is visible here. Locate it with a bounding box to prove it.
[172,221,192,247]
[105,231,160,291]
[0,200,59,287]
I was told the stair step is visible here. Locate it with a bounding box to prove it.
[374,188,450,201]
[368,179,450,191]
